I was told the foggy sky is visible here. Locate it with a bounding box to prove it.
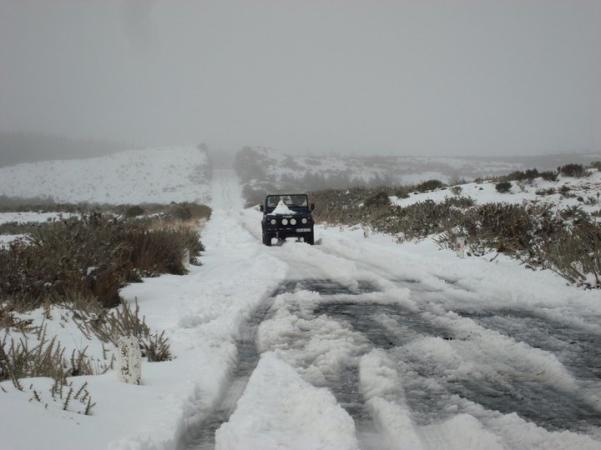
[1,0,600,156]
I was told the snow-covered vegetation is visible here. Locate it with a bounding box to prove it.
[310,163,601,288]
[0,146,211,204]
[390,164,601,216]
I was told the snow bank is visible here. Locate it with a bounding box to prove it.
[215,352,359,450]
[316,225,601,316]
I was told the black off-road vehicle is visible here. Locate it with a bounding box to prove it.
[260,194,315,246]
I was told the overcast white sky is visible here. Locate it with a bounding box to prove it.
[0,0,600,156]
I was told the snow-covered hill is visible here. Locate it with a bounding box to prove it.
[0,147,211,204]
[391,168,601,216]
[236,146,600,190]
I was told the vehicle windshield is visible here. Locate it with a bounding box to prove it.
[266,195,308,210]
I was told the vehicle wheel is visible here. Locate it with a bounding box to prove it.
[305,231,314,245]
[262,232,272,246]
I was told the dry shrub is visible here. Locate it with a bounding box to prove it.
[495,181,512,193]
[168,202,212,221]
[450,186,463,196]
[560,164,588,178]
[0,213,204,309]
[143,331,171,362]
[0,326,97,414]
[542,221,601,287]
[536,188,556,196]
[364,192,390,208]
[125,205,145,218]
[416,179,445,192]
[0,325,94,388]
[127,228,190,275]
[504,169,539,182]
[0,222,47,235]
[0,304,33,332]
[540,171,558,182]
[74,299,172,362]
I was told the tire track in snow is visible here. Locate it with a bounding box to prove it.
[182,272,601,449]
[178,300,275,450]
[267,279,385,450]
[185,198,601,448]
[297,230,601,434]
[309,290,601,435]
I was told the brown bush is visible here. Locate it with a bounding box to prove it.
[125,205,145,218]
[540,171,558,182]
[504,169,540,182]
[168,202,212,221]
[74,299,172,362]
[0,325,94,386]
[364,192,390,208]
[495,181,512,193]
[541,221,601,287]
[0,213,204,309]
[416,179,445,192]
[560,164,588,178]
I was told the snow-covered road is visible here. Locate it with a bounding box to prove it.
[176,171,601,450]
[6,170,598,450]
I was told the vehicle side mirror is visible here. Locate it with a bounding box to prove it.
[259,205,264,212]
[310,203,315,211]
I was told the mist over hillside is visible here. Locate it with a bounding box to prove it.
[234,146,601,205]
[0,132,126,167]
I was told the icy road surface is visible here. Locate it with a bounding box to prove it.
[175,171,601,450]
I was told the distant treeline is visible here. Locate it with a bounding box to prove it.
[0,132,125,167]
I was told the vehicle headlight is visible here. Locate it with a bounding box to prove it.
[301,218,308,224]
[290,218,297,225]
[281,218,288,226]
[270,219,277,225]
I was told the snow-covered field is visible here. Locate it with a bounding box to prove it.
[2,170,601,450]
[0,211,79,225]
[0,147,211,204]
[390,168,601,215]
